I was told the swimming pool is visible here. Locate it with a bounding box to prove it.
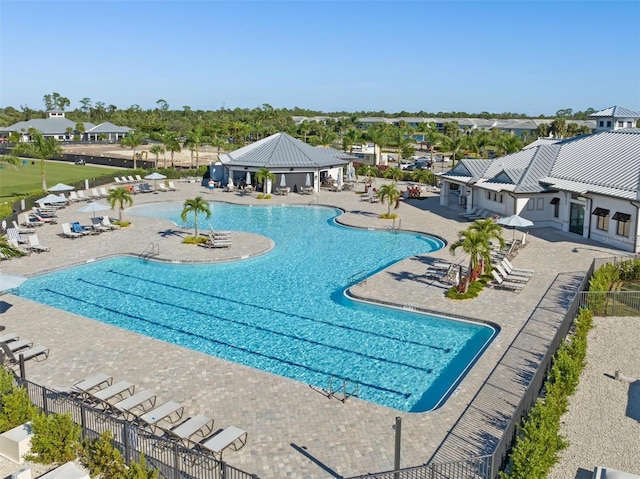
[19,203,495,412]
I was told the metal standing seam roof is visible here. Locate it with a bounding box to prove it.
[86,122,132,133]
[219,132,350,169]
[590,106,640,118]
[6,118,95,135]
[442,129,640,199]
[522,138,560,150]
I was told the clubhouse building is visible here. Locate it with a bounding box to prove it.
[439,106,640,253]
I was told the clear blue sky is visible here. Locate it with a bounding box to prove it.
[1,1,639,116]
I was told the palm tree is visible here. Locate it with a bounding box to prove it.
[449,228,492,293]
[385,167,404,183]
[120,131,144,169]
[377,183,401,217]
[12,128,62,190]
[0,235,27,258]
[0,155,20,170]
[468,219,505,274]
[150,145,164,166]
[412,169,435,186]
[183,125,208,169]
[442,124,467,168]
[343,128,362,154]
[180,196,211,238]
[107,187,133,221]
[357,164,377,185]
[256,167,276,194]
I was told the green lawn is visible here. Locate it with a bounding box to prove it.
[0,160,120,202]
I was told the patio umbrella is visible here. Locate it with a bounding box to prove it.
[305,173,311,187]
[47,183,74,192]
[497,214,534,240]
[0,273,27,294]
[280,174,286,188]
[245,171,251,187]
[144,172,167,192]
[227,175,234,189]
[78,201,111,219]
[337,168,343,188]
[36,193,67,205]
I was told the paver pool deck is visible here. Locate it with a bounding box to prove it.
[0,180,629,478]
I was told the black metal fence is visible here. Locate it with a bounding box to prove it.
[15,377,258,479]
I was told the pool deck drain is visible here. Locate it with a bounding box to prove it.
[1,182,627,478]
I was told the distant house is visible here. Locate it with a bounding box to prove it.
[438,106,640,253]
[0,110,132,142]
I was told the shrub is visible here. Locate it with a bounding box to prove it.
[124,455,159,479]
[0,385,38,432]
[80,431,125,477]
[182,235,208,244]
[446,276,489,300]
[26,412,81,464]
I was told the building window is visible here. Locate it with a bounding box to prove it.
[617,121,624,127]
[550,197,560,218]
[613,212,631,237]
[487,191,491,200]
[499,194,504,203]
[536,198,544,210]
[607,121,612,127]
[491,192,496,201]
[599,121,604,127]
[527,199,534,211]
[592,207,610,231]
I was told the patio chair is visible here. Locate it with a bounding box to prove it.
[490,270,524,292]
[502,258,534,275]
[127,176,136,183]
[73,373,113,398]
[168,181,178,191]
[90,188,101,199]
[494,264,530,283]
[61,223,83,239]
[0,342,49,366]
[111,390,156,420]
[6,228,28,245]
[77,190,88,201]
[459,207,479,218]
[156,182,168,192]
[27,234,50,252]
[0,332,19,343]
[20,213,43,227]
[135,175,143,182]
[6,339,33,353]
[91,217,111,232]
[114,177,123,184]
[102,216,121,230]
[138,401,184,433]
[72,221,97,236]
[163,414,215,447]
[199,425,248,460]
[89,380,135,406]
[466,209,487,220]
[99,187,109,197]
[12,221,32,235]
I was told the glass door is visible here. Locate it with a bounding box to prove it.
[569,203,585,235]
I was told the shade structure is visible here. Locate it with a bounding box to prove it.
[305,173,311,187]
[280,174,286,188]
[497,214,534,240]
[36,193,67,205]
[245,171,251,186]
[78,201,111,218]
[144,172,167,192]
[47,183,74,192]
[0,273,27,293]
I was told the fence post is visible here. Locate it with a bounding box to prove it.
[123,422,130,465]
[80,402,87,440]
[173,441,180,479]
[42,385,48,414]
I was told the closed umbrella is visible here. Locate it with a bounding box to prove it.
[48,183,74,192]
[280,174,287,188]
[305,173,311,187]
[497,214,534,240]
[337,168,343,188]
[245,171,251,187]
[78,201,111,219]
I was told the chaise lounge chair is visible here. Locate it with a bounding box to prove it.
[163,414,215,447]
[138,401,184,433]
[61,223,83,239]
[502,258,534,275]
[111,390,157,420]
[27,234,50,252]
[0,342,49,366]
[88,380,135,406]
[199,425,248,460]
[494,264,530,283]
[491,270,524,292]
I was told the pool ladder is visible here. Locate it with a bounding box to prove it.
[328,375,359,403]
[349,270,368,286]
[387,218,401,233]
[140,242,159,259]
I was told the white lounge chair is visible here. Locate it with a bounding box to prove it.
[0,342,49,365]
[502,258,534,275]
[61,223,82,239]
[77,190,88,201]
[6,228,28,245]
[459,207,479,218]
[91,217,111,232]
[199,425,247,460]
[165,414,215,446]
[102,216,120,230]
[495,264,530,283]
[138,401,184,433]
[0,332,19,343]
[11,221,31,235]
[89,380,135,404]
[27,235,50,253]
[114,177,123,184]
[112,390,156,420]
[99,187,109,197]
[73,374,113,398]
[491,270,523,292]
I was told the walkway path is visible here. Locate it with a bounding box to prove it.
[0,181,629,478]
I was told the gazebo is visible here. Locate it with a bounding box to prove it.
[218,133,350,194]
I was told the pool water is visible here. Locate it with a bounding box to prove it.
[19,203,495,412]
